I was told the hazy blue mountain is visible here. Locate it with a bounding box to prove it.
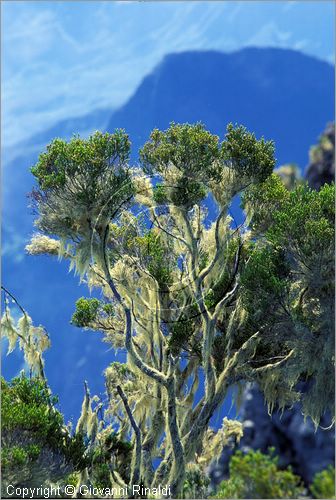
[3,108,111,166]
[108,48,334,169]
[2,48,334,422]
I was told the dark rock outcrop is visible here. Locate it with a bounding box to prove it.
[306,122,335,190]
[210,384,335,486]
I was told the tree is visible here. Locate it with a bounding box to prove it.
[25,124,334,497]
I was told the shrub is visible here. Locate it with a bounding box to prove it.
[211,449,304,499]
[1,375,87,489]
[310,465,335,499]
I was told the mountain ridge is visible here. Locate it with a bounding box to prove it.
[107,47,334,168]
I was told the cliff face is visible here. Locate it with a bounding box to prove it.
[210,384,335,487]
[306,122,335,190]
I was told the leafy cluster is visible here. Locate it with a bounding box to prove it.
[71,297,112,328]
[211,449,304,499]
[310,465,335,499]
[268,183,334,252]
[240,245,289,322]
[204,237,242,311]
[141,122,275,208]
[31,130,130,190]
[140,122,221,181]
[135,230,174,287]
[222,123,275,184]
[242,173,290,232]
[182,464,210,499]
[1,376,87,489]
[237,181,335,420]
[140,122,221,208]
[168,302,202,358]
[30,131,135,249]
[87,431,133,489]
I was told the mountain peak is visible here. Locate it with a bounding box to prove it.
[108,47,334,168]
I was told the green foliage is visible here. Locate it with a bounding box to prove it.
[91,432,133,486]
[310,466,335,499]
[140,122,221,181]
[267,183,334,253]
[71,298,101,327]
[1,375,87,485]
[92,463,111,489]
[153,179,207,208]
[135,230,173,287]
[153,183,168,204]
[244,178,334,255]
[238,180,334,421]
[168,315,195,356]
[71,298,116,333]
[140,122,221,208]
[212,333,227,375]
[25,122,335,496]
[171,177,207,208]
[141,123,275,209]
[242,173,290,231]
[2,376,59,434]
[204,237,241,311]
[240,245,289,319]
[102,303,115,315]
[198,250,209,271]
[168,302,201,358]
[1,445,41,468]
[210,449,303,499]
[30,131,135,242]
[104,431,133,456]
[31,130,130,190]
[221,123,275,184]
[65,472,79,487]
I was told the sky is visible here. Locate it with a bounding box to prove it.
[2,1,335,150]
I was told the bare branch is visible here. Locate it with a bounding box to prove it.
[151,207,192,252]
[1,285,26,315]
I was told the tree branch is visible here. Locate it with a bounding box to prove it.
[116,385,142,486]
[101,227,167,386]
[1,285,26,315]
